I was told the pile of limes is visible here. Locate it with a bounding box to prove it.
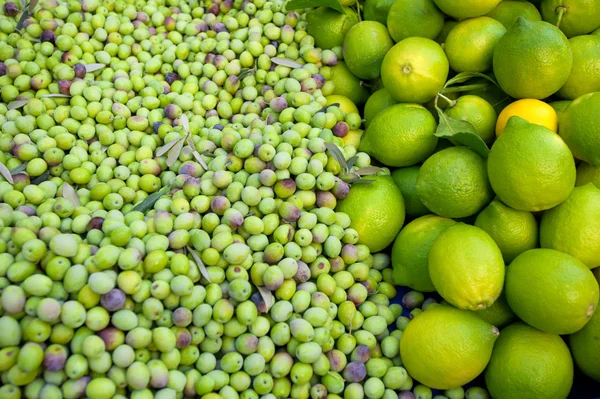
[310,0,600,397]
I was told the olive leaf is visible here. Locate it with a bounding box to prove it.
[29,0,38,12]
[156,136,184,157]
[181,114,209,170]
[131,182,172,213]
[42,94,72,98]
[325,142,348,173]
[7,100,28,110]
[343,178,375,184]
[355,166,382,176]
[0,162,14,184]
[62,182,80,207]
[271,57,304,69]
[187,135,209,170]
[180,113,190,133]
[186,246,212,283]
[285,0,344,13]
[9,163,28,175]
[84,64,106,73]
[167,138,186,167]
[31,170,49,185]
[257,286,275,313]
[238,68,256,81]
[346,156,358,170]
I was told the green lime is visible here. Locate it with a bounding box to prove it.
[364,88,398,127]
[471,292,517,328]
[436,20,459,44]
[381,37,449,104]
[475,199,538,263]
[306,7,358,49]
[364,0,396,25]
[541,0,600,38]
[343,21,394,80]
[444,17,507,73]
[486,0,542,29]
[415,146,494,218]
[329,61,370,105]
[487,116,576,212]
[506,248,599,334]
[433,0,502,19]
[550,100,572,121]
[493,17,573,99]
[485,323,574,399]
[429,223,505,310]
[558,35,600,100]
[540,184,600,269]
[570,305,600,382]
[576,162,600,188]
[445,95,497,145]
[360,104,438,167]
[391,166,430,217]
[559,92,600,167]
[386,0,444,43]
[336,175,405,252]
[391,215,456,292]
[400,305,499,390]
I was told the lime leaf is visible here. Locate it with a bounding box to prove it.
[444,72,499,88]
[186,246,212,283]
[0,162,14,184]
[435,109,490,158]
[131,183,172,213]
[285,0,344,13]
[271,57,304,69]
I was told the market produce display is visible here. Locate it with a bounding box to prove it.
[0,0,599,398]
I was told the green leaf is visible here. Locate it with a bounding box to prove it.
[131,183,172,213]
[434,109,490,158]
[444,72,499,89]
[186,246,212,283]
[285,0,344,13]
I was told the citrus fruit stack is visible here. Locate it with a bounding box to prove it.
[328,0,600,396]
